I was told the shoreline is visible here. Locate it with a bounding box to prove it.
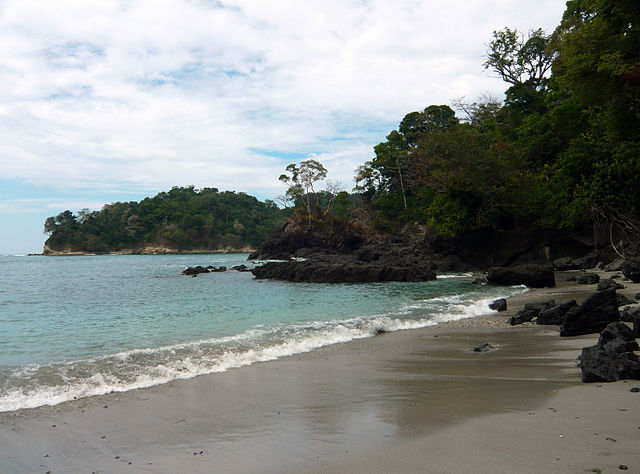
[1,271,639,472]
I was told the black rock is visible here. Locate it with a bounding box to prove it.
[577,273,600,285]
[251,260,437,283]
[565,276,577,282]
[630,387,640,393]
[486,264,555,288]
[597,279,625,292]
[211,266,227,272]
[473,343,495,352]
[635,293,640,301]
[579,322,640,382]
[508,300,555,325]
[231,264,250,272]
[489,298,507,312]
[622,258,640,283]
[182,266,210,276]
[620,305,640,323]
[617,293,635,307]
[561,289,620,337]
[536,300,577,325]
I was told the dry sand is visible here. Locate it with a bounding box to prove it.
[1,270,639,473]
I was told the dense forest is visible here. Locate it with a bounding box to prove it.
[44,187,286,253]
[276,0,639,256]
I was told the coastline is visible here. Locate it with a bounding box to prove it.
[1,271,639,472]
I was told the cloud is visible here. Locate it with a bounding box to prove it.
[0,0,566,200]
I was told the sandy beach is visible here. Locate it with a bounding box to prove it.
[1,270,639,473]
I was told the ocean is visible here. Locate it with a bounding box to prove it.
[0,253,527,413]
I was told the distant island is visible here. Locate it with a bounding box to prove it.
[43,187,287,255]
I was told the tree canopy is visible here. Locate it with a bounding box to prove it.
[44,187,287,253]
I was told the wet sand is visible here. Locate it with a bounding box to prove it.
[1,270,639,473]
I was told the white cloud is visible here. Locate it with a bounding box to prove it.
[0,0,566,200]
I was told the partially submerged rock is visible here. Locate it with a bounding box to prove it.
[231,264,250,272]
[182,266,210,276]
[560,289,620,336]
[486,264,555,288]
[473,342,496,353]
[579,322,640,382]
[489,298,507,312]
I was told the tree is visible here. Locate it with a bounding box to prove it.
[484,27,554,90]
[279,159,328,227]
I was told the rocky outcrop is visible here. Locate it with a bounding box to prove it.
[536,300,577,325]
[560,289,620,336]
[486,264,555,288]
[579,322,640,382]
[250,260,436,283]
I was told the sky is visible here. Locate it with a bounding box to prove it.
[0,0,567,254]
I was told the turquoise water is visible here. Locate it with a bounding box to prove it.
[0,254,526,412]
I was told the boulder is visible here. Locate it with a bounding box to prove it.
[486,264,555,288]
[636,293,640,301]
[577,273,600,285]
[579,322,640,382]
[561,289,620,336]
[536,300,577,325]
[211,266,227,272]
[508,300,555,325]
[489,299,507,312]
[622,258,640,283]
[604,258,626,272]
[597,279,624,292]
[617,293,635,307]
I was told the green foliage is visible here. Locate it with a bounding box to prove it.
[44,187,287,252]
[354,1,640,236]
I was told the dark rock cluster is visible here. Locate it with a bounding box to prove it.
[250,260,436,283]
[579,322,640,382]
[182,264,250,276]
[508,286,640,383]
